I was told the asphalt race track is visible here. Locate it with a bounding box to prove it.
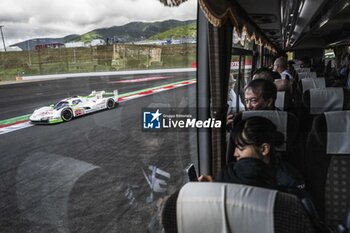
[0,71,197,233]
[0,71,194,120]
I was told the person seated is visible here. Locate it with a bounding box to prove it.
[252,67,274,82]
[274,79,290,92]
[201,116,305,191]
[299,56,311,69]
[244,79,277,111]
[252,67,290,91]
[274,57,294,80]
[197,117,330,232]
[226,78,278,129]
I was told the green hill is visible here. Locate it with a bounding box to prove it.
[11,19,196,50]
[75,32,103,43]
[74,19,196,43]
[148,22,196,40]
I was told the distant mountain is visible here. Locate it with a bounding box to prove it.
[75,19,196,43]
[12,19,196,50]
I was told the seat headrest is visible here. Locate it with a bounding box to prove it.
[296,68,311,73]
[275,92,286,111]
[298,72,317,79]
[242,110,288,150]
[324,111,350,154]
[176,182,277,233]
[304,88,344,114]
[301,78,326,93]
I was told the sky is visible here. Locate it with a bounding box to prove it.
[0,0,197,47]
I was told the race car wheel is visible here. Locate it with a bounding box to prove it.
[61,108,73,122]
[107,99,115,109]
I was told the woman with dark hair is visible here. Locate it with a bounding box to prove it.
[217,116,283,189]
[200,116,305,190]
[163,117,326,233]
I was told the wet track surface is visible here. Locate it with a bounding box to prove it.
[0,71,197,232]
[0,71,194,120]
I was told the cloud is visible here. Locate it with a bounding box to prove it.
[1,0,197,46]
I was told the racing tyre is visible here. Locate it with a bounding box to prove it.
[61,108,73,122]
[107,99,115,109]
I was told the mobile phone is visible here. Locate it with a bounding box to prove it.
[185,163,198,182]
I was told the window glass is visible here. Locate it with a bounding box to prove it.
[228,54,252,113]
[244,55,253,83]
[0,1,197,232]
[232,28,254,50]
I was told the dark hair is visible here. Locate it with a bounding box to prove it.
[244,79,277,102]
[252,67,274,82]
[231,116,285,156]
[271,71,281,80]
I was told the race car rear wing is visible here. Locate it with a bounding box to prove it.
[89,90,118,101]
[104,90,118,100]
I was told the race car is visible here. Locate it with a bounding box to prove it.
[30,90,119,124]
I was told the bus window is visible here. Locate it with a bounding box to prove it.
[0,1,197,232]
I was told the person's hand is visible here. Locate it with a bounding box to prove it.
[226,114,234,125]
[226,113,237,131]
[198,175,213,182]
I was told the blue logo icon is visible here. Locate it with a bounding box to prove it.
[143,109,162,129]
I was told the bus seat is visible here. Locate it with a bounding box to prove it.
[298,72,317,79]
[305,111,350,229]
[300,78,326,93]
[300,87,348,133]
[163,182,315,233]
[295,78,326,110]
[275,91,293,111]
[296,68,311,73]
[303,88,344,115]
[309,72,317,78]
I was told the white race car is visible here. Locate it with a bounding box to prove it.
[30,90,119,124]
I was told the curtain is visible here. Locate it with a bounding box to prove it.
[207,22,233,175]
[199,0,276,53]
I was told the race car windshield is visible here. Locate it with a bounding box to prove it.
[54,101,69,110]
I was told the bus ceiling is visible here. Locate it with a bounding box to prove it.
[194,0,350,51]
[163,0,350,50]
[235,0,350,50]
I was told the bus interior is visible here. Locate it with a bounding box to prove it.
[176,0,350,232]
[1,0,350,232]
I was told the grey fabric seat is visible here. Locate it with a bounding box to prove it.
[162,182,315,233]
[300,78,326,94]
[300,87,346,133]
[298,72,317,80]
[302,88,347,115]
[305,111,350,229]
[275,91,293,111]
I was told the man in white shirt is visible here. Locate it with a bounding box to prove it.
[274,57,294,81]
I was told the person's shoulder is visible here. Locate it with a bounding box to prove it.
[281,70,293,80]
[276,160,305,189]
[274,79,290,91]
[214,162,236,182]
